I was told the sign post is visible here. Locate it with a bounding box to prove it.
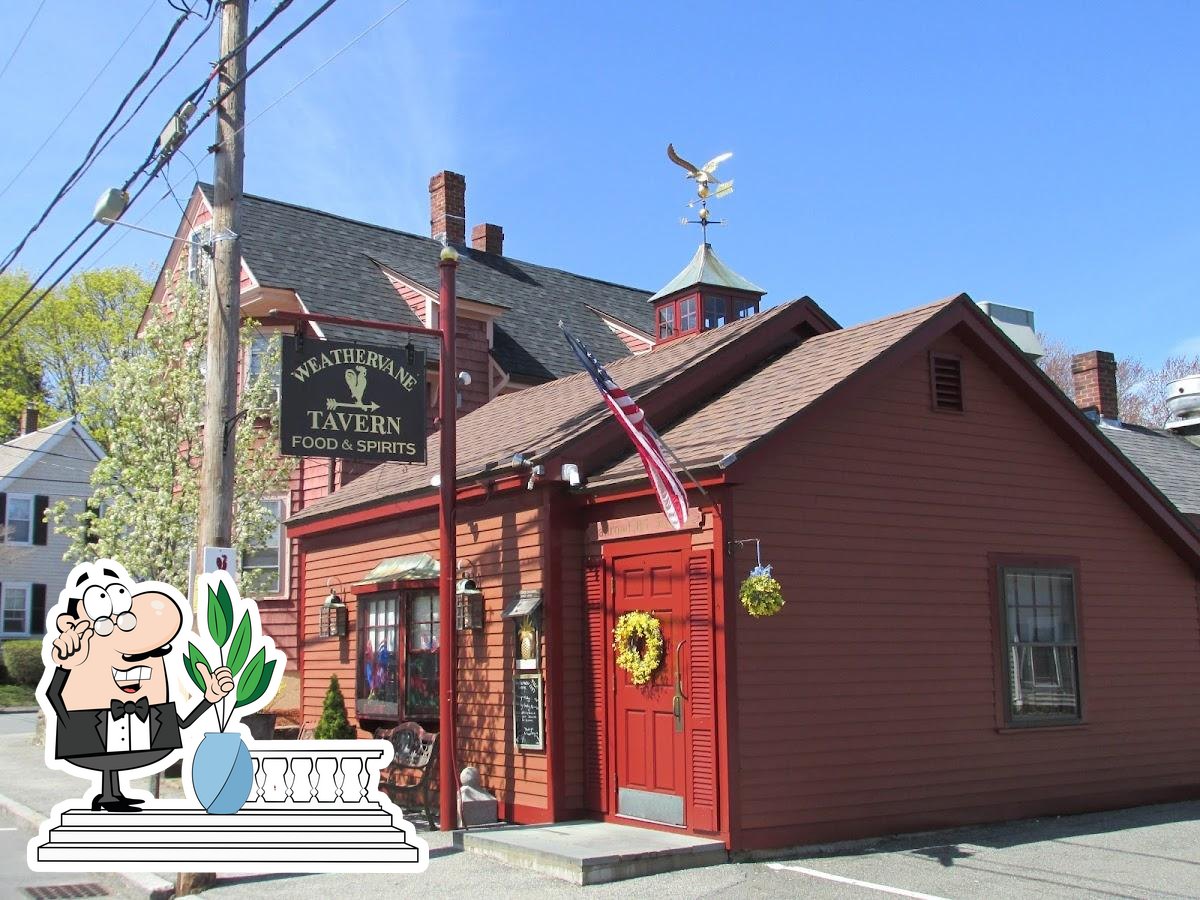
[268,246,459,833]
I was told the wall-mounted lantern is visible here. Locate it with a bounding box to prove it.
[456,578,484,631]
[319,581,348,638]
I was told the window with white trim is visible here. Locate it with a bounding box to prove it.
[1000,566,1081,722]
[247,332,280,391]
[187,225,212,289]
[2,583,31,635]
[4,494,33,544]
[242,499,283,596]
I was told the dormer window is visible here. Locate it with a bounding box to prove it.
[657,304,675,339]
[679,297,697,332]
[704,296,728,330]
[187,224,212,288]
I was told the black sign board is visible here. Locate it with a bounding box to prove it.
[513,673,544,750]
[280,335,426,463]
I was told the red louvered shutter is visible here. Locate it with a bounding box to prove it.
[583,558,607,810]
[686,550,718,833]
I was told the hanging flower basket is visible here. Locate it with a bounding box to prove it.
[739,565,784,618]
[612,611,664,685]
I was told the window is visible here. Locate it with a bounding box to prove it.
[4,495,32,544]
[657,304,676,339]
[735,297,758,319]
[247,333,280,392]
[2,584,30,635]
[187,225,212,288]
[703,296,728,330]
[404,593,440,718]
[678,297,698,333]
[356,589,439,720]
[359,593,400,717]
[1000,566,1081,723]
[242,499,283,596]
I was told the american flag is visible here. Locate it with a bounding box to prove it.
[559,323,689,530]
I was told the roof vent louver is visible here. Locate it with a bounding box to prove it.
[930,353,963,412]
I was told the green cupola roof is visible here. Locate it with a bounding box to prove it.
[648,242,765,303]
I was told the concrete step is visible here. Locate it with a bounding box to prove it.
[458,820,728,885]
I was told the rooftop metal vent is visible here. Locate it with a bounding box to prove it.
[1165,374,1200,434]
[977,301,1044,362]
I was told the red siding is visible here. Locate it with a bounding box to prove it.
[298,494,551,816]
[731,328,1200,848]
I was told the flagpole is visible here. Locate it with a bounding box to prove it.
[644,422,713,507]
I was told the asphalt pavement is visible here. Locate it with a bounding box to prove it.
[1,708,1198,898]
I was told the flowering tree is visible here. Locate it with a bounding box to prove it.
[49,276,292,592]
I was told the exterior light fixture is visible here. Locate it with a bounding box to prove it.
[319,582,348,638]
[561,463,582,487]
[718,452,738,470]
[457,370,472,387]
[92,188,129,224]
[455,578,484,631]
[511,452,533,468]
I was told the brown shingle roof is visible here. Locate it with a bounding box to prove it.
[591,296,958,485]
[290,302,809,523]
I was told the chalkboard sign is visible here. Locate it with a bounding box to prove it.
[513,674,544,750]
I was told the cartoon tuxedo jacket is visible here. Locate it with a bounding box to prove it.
[45,667,212,760]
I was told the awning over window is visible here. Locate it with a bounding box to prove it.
[358,552,439,584]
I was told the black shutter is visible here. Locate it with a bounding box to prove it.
[0,493,6,542]
[33,495,49,545]
[31,584,46,634]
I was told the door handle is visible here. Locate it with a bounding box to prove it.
[673,639,687,733]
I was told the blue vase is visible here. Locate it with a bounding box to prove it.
[191,731,253,814]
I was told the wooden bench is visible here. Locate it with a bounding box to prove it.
[374,722,439,826]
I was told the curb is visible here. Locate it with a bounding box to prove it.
[0,706,39,714]
[0,790,176,900]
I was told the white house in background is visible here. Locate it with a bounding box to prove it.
[0,409,105,640]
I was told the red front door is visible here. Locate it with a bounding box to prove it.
[613,549,688,826]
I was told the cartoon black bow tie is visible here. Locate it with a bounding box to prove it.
[110,697,150,721]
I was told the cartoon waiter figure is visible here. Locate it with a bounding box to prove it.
[42,562,234,811]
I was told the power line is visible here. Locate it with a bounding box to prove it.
[0,0,48,86]
[0,7,196,276]
[0,0,397,340]
[0,0,305,332]
[0,442,104,467]
[0,1,158,204]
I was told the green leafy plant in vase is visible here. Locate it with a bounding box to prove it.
[184,572,283,813]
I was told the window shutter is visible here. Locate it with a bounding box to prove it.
[583,558,607,810]
[686,550,719,833]
[31,584,46,634]
[33,495,49,545]
[0,493,6,542]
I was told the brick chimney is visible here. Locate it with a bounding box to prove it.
[19,405,38,435]
[429,171,466,245]
[471,223,504,256]
[1072,350,1119,420]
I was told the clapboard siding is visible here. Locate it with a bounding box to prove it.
[731,329,1200,848]
[299,494,550,813]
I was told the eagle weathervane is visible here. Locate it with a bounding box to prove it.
[667,143,734,240]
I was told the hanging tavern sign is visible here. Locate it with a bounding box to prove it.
[280,335,426,463]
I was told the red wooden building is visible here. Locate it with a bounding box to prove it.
[288,262,1200,850]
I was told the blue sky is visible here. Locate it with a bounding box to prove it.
[0,0,1196,365]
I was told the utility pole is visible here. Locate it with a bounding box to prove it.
[182,0,246,895]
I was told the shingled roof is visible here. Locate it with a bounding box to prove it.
[199,184,653,381]
[1100,424,1200,516]
[591,298,957,484]
[289,302,811,523]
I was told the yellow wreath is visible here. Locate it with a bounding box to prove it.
[612,611,664,686]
